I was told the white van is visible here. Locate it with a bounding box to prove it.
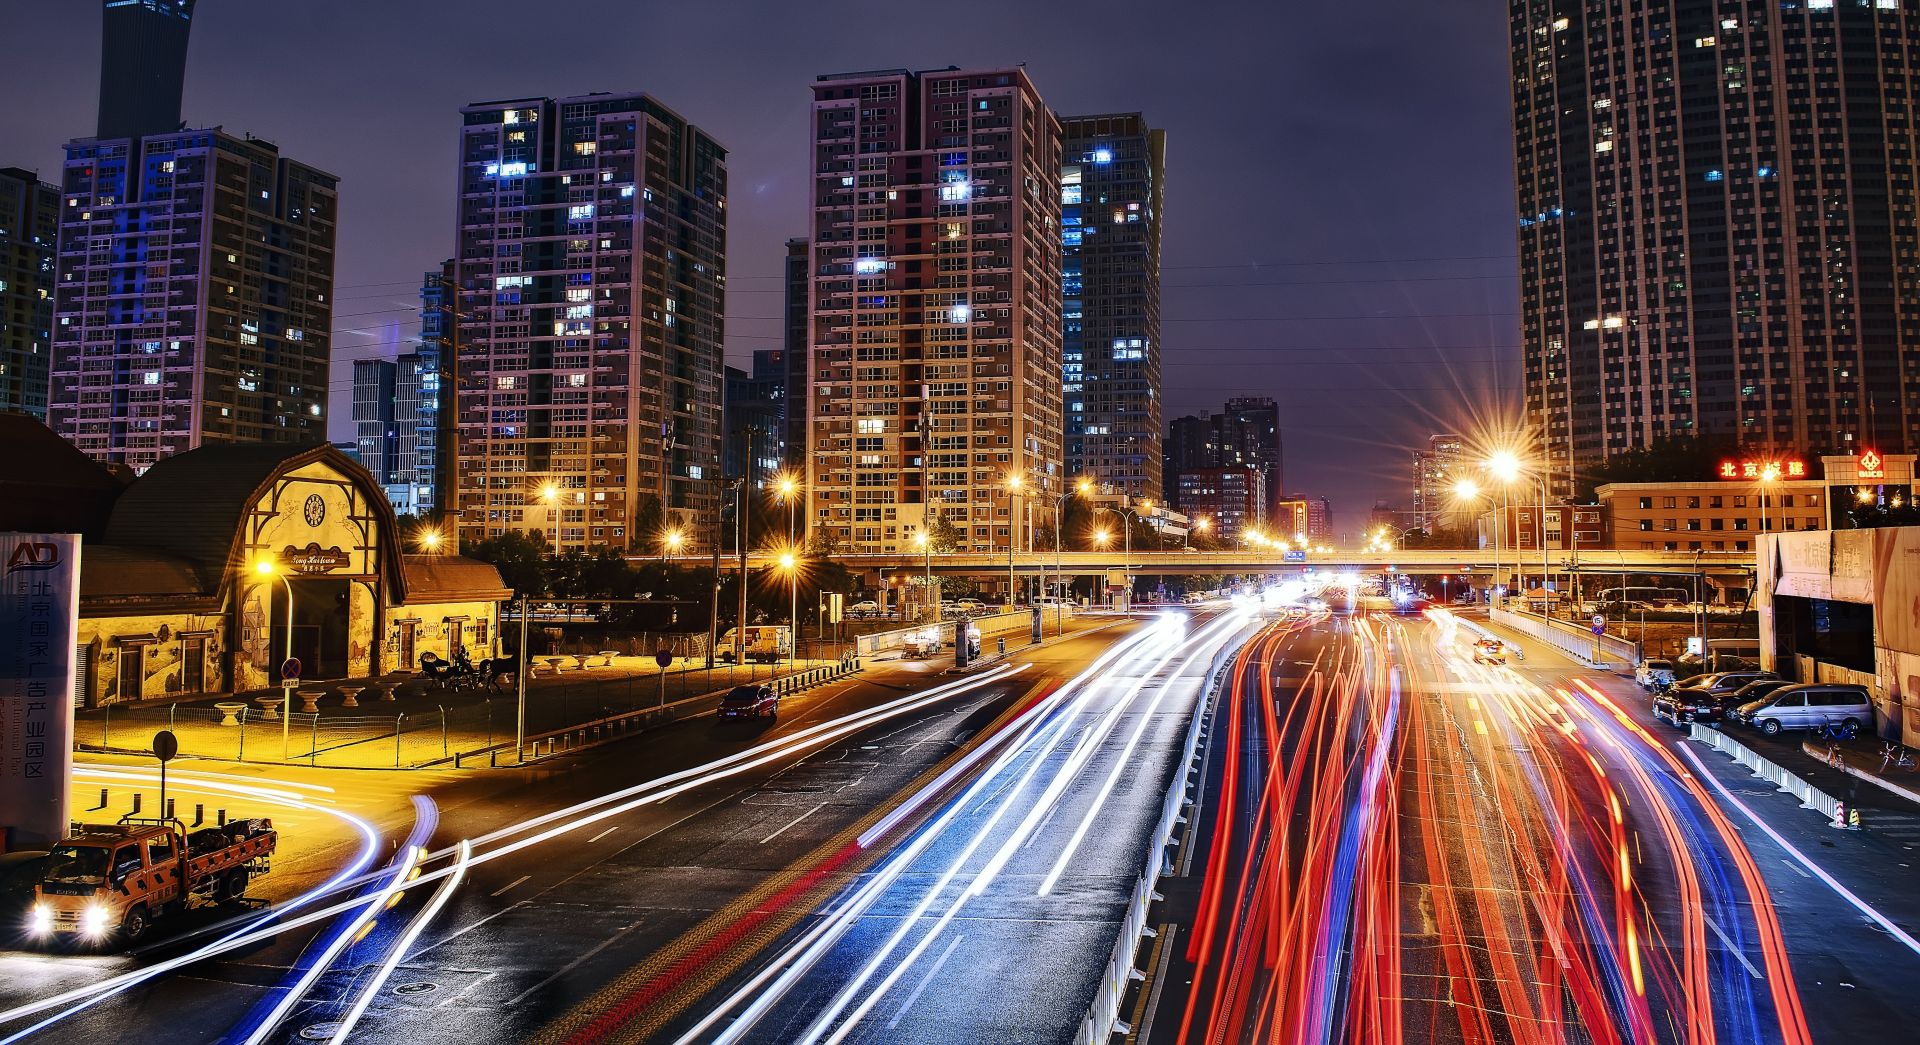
[717,626,791,663]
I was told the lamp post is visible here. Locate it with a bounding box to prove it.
[1049,477,1094,619]
[1004,474,1025,608]
[1758,462,1780,537]
[1188,515,1210,551]
[777,551,798,671]
[915,530,935,622]
[539,483,561,555]
[1452,478,1485,602]
[252,558,295,758]
[663,527,684,564]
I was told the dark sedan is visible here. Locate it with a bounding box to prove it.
[718,684,779,721]
[1654,676,1790,727]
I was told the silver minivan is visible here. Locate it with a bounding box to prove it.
[1731,683,1873,737]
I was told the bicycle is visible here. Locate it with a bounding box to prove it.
[1816,721,1857,767]
[1882,742,1916,774]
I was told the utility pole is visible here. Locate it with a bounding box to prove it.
[707,495,722,670]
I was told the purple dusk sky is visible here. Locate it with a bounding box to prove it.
[0,0,1520,534]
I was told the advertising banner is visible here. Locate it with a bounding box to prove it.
[0,533,81,850]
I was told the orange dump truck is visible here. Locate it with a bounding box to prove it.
[29,815,276,944]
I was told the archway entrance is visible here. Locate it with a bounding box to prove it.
[268,578,352,681]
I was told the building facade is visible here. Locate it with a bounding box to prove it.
[723,350,787,488]
[0,417,506,707]
[96,0,195,141]
[782,237,810,468]
[452,94,727,552]
[1475,503,1606,555]
[1163,399,1284,519]
[49,129,338,473]
[804,67,1064,554]
[1512,2,1920,492]
[1595,480,1827,552]
[1060,113,1165,503]
[351,357,398,487]
[1175,466,1265,539]
[1163,412,1217,504]
[0,168,57,420]
[1411,433,1465,531]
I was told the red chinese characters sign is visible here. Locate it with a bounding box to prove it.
[1717,458,1806,481]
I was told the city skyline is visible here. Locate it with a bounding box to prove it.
[0,1,1520,527]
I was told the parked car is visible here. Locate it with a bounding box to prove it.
[1730,683,1873,737]
[1471,639,1508,665]
[954,599,984,615]
[1653,673,1785,728]
[718,684,779,721]
[848,600,879,618]
[1635,659,1677,691]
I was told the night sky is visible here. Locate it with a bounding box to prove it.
[0,0,1521,535]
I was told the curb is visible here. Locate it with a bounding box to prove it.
[1802,740,1920,807]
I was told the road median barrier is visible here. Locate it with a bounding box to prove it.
[1689,723,1847,823]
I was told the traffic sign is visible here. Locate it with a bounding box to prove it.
[654,649,674,669]
[279,657,302,682]
[1591,614,1606,636]
[152,730,178,762]
[1283,550,1306,563]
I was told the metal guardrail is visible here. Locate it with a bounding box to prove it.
[1690,723,1844,821]
[1075,634,1241,1043]
[1490,606,1639,668]
[451,656,863,768]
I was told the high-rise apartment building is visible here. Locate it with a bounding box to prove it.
[804,67,1063,555]
[0,168,57,420]
[452,93,727,552]
[1060,113,1165,502]
[1163,412,1218,503]
[1411,432,1465,531]
[723,351,787,488]
[1512,3,1920,491]
[1176,466,1265,539]
[351,357,398,486]
[97,0,195,140]
[49,129,338,472]
[1218,396,1283,513]
[782,237,810,467]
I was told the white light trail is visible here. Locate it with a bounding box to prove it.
[332,839,472,1043]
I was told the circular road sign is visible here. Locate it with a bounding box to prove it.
[654,649,675,669]
[152,730,178,762]
[280,657,302,681]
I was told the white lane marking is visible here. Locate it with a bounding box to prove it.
[490,875,531,898]
[1682,745,1920,959]
[588,825,620,843]
[885,934,963,1029]
[505,923,641,1007]
[1780,859,1811,879]
[761,801,828,845]
[1021,803,1062,850]
[1704,913,1763,979]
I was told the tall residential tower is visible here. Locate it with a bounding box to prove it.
[97,0,195,140]
[1512,2,1920,489]
[0,168,57,420]
[1060,113,1165,502]
[804,67,1063,554]
[49,130,338,471]
[452,94,726,552]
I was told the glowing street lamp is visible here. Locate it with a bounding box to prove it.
[1004,473,1026,606]
[663,527,685,563]
[1758,462,1782,533]
[915,529,937,622]
[776,549,800,669]
[538,483,562,554]
[417,527,444,553]
[252,557,296,757]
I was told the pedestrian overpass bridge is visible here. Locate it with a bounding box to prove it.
[644,548,1755,584]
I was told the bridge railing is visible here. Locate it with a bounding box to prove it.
[1490,606,1640,668]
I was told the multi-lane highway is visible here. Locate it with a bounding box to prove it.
[1144,602,1920,1044]
[12,597,1920,1045]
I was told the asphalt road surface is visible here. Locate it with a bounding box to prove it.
[1143,604,1920,1044]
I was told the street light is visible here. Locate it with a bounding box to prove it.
[1188,515,1210,550]
[417,527,444,553]
[1758,462,1781,536]
[1004,473,1026,608]
[662,527,685,563]
[776,550,799,671]
[252,558,296,758]
[915,529,937,622]
[538,483,561,555]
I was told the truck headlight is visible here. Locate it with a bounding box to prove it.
[29,904,51,936]
[81,903,109,938]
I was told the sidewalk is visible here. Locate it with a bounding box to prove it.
[72,654,847,769]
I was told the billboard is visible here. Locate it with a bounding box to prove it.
[1,533,80,849]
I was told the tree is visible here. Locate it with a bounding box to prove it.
[806,526,844,559]
[924,513,963,553]
[633,494,665,550]
[460,531,551,597]
[1579,434,1743,499]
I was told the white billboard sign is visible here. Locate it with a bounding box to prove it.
[1,533,80,849]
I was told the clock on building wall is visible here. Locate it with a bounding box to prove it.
[303,494,327,528]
